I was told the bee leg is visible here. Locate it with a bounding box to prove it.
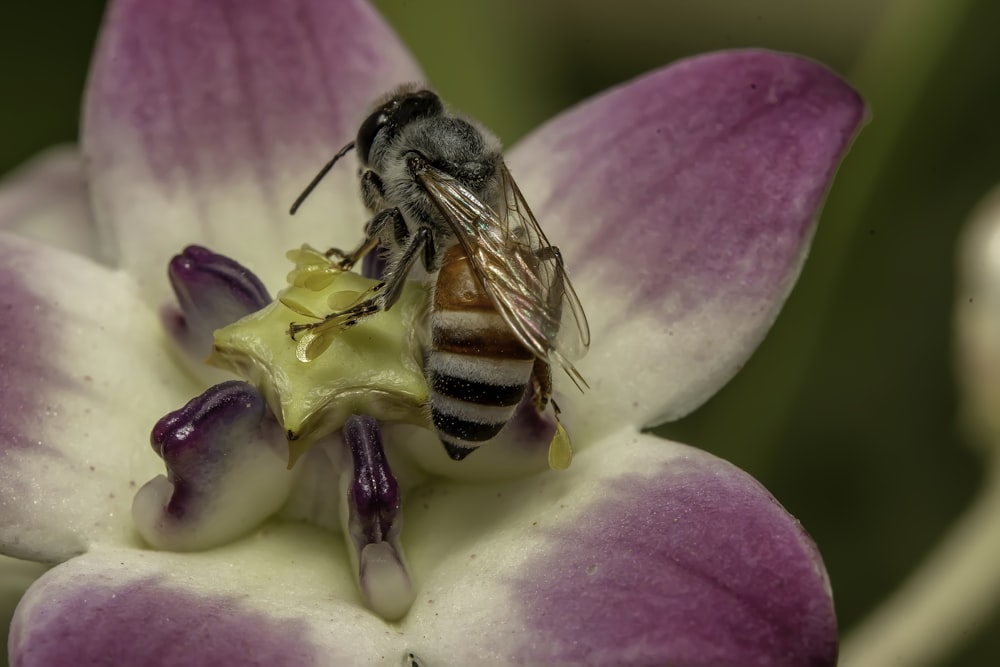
[335,225,432,328]
[360,170,387,211]
[324,236,378,269]
[531,358,553,412]
[326,172,392,267]
[533,245,567,309]
[325,207,404,270]
[533,358,574,472]
[288,288,383,339]
[531,245,587,392]
[532,246,564,269]
[421,231,438,273]
[292,220,427,337]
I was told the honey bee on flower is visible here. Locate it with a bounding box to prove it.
[287,86,590,463]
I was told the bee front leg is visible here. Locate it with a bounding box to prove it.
[360,170,387,211]
[324,237,378,270]
[324,171,393,267]
[325,207,404,270]
[368,225,433,311]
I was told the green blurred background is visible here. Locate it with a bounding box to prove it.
[1,0,998,663]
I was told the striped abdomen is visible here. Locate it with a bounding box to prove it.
[427,244,534,460]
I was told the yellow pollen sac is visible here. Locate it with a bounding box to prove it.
[327,289,365,310]
[209,248,430,466]
[285,244,342,288]
[295,328,337,363]
[302,271,339,291]
[547,421,574,471]
[277,294,322,319]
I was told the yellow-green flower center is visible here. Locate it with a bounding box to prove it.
[209,246,429,465]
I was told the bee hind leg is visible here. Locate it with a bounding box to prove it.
[317,225,433,330]
[531,358,553,412]
[534,245,567,309]
[531,358,575,472]
[288,296,381,339]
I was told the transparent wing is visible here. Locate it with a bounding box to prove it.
[415,161,590,387]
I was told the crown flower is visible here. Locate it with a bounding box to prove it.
[0,1,864,664]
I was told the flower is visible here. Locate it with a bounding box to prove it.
[0,0,864,664]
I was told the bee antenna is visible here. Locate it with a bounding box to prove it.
[289,141,356,215]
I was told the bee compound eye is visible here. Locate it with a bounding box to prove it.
[356,92,443,167]
[395,90,443,126]
[356,108,390,167]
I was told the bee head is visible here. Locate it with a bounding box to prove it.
[357,89,443,167]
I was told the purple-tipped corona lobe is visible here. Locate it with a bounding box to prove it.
[163,245,270,359]
[345,415,400,547]
[342,415,414,620]
[134,381,291,551]
[150,380,275,518]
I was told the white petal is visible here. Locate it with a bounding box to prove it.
[0,234,197,561]
[509,50,865,437]
[83,0,423,299]
[0,147,100,260]
[398,431,836,665]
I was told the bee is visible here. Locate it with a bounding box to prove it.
[289,86,590,461]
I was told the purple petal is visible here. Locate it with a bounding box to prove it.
[0,147,99,259]
[1,556,48,662]
[401,433,836,666]
[13,579,316,666]
[509,50,865,434]
[511,453,835,665]
[361,242,390,281]
[10,532,401,665]
[0,234,195,561]
[83,0,423,298]
[133,382,292,551]
[12,569,320,667]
